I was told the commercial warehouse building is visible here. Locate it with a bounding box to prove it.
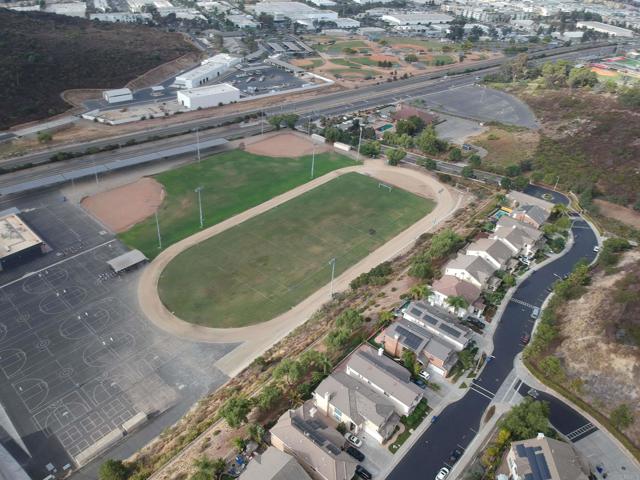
[0,211,46,271]
[381,12,454,26]
[103,88,133,104]
[177,83,240,109]
[175,53,241,89]
[576,21,634,38]
[250,1,338,22]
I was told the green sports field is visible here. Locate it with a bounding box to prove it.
[119,150,355,258]
[158,173,435,328]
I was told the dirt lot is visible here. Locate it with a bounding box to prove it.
[244,131,331,157]
[594,199,640,229]
[553,250,640,447]
[469,126,540,170]
[81,177,164,233]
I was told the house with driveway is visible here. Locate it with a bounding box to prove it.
[466,237,513,270]
[240,447,312,480]
[444,253,497,290]
[492,216,543,258]
[401,301,472,350]
[271,403,358,480]
[345,346,423,416]
[313,372,401,444]
[428,275,485,319]
[507,191,554,212]
[511,204,550,229]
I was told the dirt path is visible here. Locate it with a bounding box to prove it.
[137,159,465,376]
[244,131,330,157]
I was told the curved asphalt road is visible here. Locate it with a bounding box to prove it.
[386,187,598,480]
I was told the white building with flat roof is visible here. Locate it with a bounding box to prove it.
[250,1,338,22]
[177,83,240,109]
[175,54,240,88]
[576,21,634,38]
[103,88,133,103]
[0,213,45,271]
[381,12,454,25]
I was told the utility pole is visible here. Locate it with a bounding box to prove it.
[329,257,336,298]
[311,141,316,179]
[553,176,560,191]
[196,127,201,163]
[261,111,264,136]
[195,186,204,228]
[356,125,363,162]
[155,211,162,250]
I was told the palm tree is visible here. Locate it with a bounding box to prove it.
[447,295,469,313]
[192,457,226,480]
[551,203,568,218]
[410,284,432,300]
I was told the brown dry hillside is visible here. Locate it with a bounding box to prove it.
[522,90,640,207]
[0,9,196,129]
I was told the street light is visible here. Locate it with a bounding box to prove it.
[311,141,316,179]
[155,211,162,249]
[196,127,201,163]
[356,124,363,162]
[195,186,204,228]
[328,257,336,298]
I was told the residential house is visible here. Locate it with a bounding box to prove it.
[401,301,472,350]
[511,204,550,229]
[493,216,543,258]
[444,254,496,290]
[506,434,591,480]
[507,191,554,212]
[466,237,513,270]
[392,103,438,125]
[345,346,422,416]
[271,403,358,480]
[429,275,485,318]
[384,318,458,376]
[313,372,400,444]
[240,447,312,480]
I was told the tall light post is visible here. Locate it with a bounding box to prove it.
[328,257,336,298]
[195,186,204,228]
[553,176,560,191]
[311,141,316,179]
[155,211,162,250]
[261,111,265,136]
[196,127,201,163]
[356,125,363,162]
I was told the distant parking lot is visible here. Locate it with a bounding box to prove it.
[227,66,307,97]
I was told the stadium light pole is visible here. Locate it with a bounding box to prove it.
[195,186,204,228]
[553,176,560,191]
[356,124,363,162]
[311,141,315,179]
[196,127,201,163]
[261,111,265,136]
[155,211,162,250]
[328,257,336,298]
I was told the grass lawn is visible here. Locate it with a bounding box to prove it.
[382,37,445,51]
[159,173,435,327]
[330,58,362,69]
[119,150,355,258]
[388,399,430,453]
[347,56,385,67]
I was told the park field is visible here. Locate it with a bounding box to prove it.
[158,173,435,328]
[119,150,355,258]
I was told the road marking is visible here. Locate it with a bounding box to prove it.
[471,381,496,397]
[510,297,536,309]
[469,384,494,400]
[566,423,597,441]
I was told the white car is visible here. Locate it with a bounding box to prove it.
[593,245,600,252]
[419,370,431,381]
[436,467,450,479]
[344,432,362,448]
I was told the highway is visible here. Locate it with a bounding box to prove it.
[386,187,599,480]
[1,42,616,173]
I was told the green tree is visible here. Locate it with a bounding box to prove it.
[255,384,281,411]
[502,273,516,288]
[468,154,481,168]
[233,437,246,453]
[448,147,462,162]
[192,457,226,480]
[401,349,419,376]
[416,125,447,155]
[409,284,431,300]
[567,67,597,88]
[37,131,52,143]
[268,115,282,130]
[505,164,521,177]
[500,177,513,190]
[513,176,529,191]
[447,295,469,312]
[539,356,564,380]
[273,359,305,387]
[360,140,381,158]
[423,158,437,170]
[99,459,129,480]
[247,423,266,444]
[610,404,634,430]
[219,394,252,428]
[387,148,406,166]
[300,350,332,374]
[619,86,640,108]
[458,348,476,370]
[500,398,552,440]
[541,60,571,88]
[404,53,418,62]
[461,166,474,178]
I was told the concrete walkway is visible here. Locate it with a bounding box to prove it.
[137,159,466,376]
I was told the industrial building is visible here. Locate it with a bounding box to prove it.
[381,12,454,26]
[576,21,634,38]
[250,1,338,22]
[177,83,240,109]
[0,211,46,271]
[175,54,241,89]
[103,88,133,104]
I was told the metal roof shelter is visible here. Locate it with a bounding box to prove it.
[107,250,148,273]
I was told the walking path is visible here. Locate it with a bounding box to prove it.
[137,159,466,376]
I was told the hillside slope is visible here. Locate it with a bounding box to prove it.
[0,9,196,129]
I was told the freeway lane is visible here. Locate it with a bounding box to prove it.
[1,43,616,171]
[387,203,597,479]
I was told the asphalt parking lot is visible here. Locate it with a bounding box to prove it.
[418,84,538,129]
[0,192,233,479]
[228,66,307,97]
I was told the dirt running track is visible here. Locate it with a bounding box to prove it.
[137,159,466,376]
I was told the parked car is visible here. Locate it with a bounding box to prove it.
[449,449,462,464]
[346,446,365,462]
[519,257,531,266]
[436,467,450,479]
[419,370,431,381]
[593,245,600,252]
[344,432,362,448]
[412,378,427,389]
[520,333,530,345]
[355,465,372,479]
[531,307,540,319]
[528,388,539,399]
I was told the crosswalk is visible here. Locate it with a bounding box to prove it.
[566,423,597,441]
[469,382,496,400]
[510,297,537,309]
